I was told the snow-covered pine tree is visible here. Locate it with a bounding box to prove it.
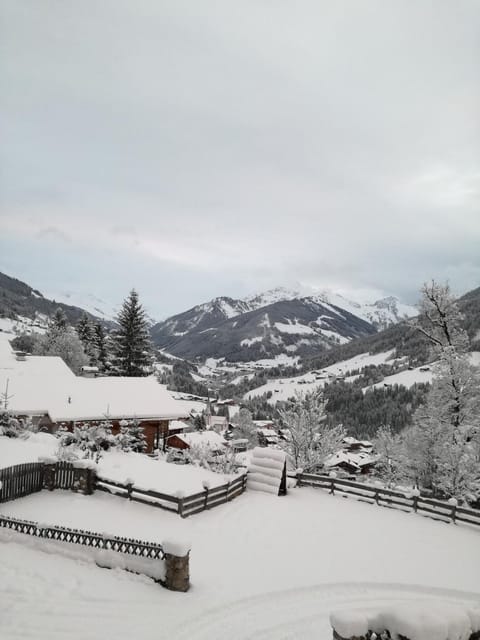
[110,290,153,376]
[116,419,146,453]
[193,412,207,431]
[93,322,109,371]
[51,308,68,332]
[76,313,99,366]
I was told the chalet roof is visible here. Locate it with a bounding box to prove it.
[342,436,373,448]
[0,341,186,422]
[325,450,378,470]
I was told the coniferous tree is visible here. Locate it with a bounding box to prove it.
[94,322,109,371]
[111,289,153,376]
[52,308,68,332]
[76,313,99,366]
[116,420,147,452]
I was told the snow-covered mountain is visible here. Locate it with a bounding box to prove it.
[46,290,157,326]
[46,290,118,322]
[243,286,416,330]
[150,287,416,362]
[0,271,119,331]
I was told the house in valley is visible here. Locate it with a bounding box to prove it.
[167,430,227,454]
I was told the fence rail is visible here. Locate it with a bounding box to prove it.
[96,472,248,518]
[295,472,480,528]
[0,462,44,503]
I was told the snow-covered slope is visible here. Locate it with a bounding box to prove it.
[45,290,119,322]
[0,271,111,327]
[245,350,397,403]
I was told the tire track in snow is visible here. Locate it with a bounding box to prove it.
[166,582,480,640]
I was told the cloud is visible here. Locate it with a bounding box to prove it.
[36,226,72,243]
[1,1,479,316]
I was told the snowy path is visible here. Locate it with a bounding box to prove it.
[168,583,480,640]
[2,487,479,638]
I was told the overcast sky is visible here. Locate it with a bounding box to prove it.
[1,1,479,319]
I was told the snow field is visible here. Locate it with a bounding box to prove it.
[98,450,235,495]
[2,485,480,638]
[245,350,396,402]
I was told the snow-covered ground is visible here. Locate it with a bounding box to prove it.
[245,350,396,402]
[0,314,47,336]
[0,435,233,495]
[0,433,57,467]
[364,352,480,392]
[98,450,234,494]
[1,487,479,639]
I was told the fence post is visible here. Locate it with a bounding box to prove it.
[412,488,420,513]
[42,462,57,491]
[448,498,458,524]
[375,490,379,505]
[202,480,210,510]
[226,481,231,501]
[162,540,191,592]
[126,482,133,500]
[330,479,335,496]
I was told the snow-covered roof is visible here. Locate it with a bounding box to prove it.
[342,437,373,448]
[257,428,278,437]
[175,431,226,449]
[0,342,186,422]
[325,450,378,470]
[253,420,275,428]
[169,419,191,432]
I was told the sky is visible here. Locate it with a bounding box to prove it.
[1,1,479,320]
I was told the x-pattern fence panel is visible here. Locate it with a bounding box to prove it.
[0,514,165,559]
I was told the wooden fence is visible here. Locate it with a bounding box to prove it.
[0,462,44,503]
[96,472,248,518]
[0,459,247,518]
[54,460,76,489]
[0,513,165,559]
[295,472,480,528]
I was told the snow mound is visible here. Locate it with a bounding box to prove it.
[247,447,286,495]
[331,603,480,640]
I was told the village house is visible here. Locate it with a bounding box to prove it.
[167,430,227,454]
[324,450,378,475]
[0,341,188,452]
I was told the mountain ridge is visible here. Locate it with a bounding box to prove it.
[150,287,417,362]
